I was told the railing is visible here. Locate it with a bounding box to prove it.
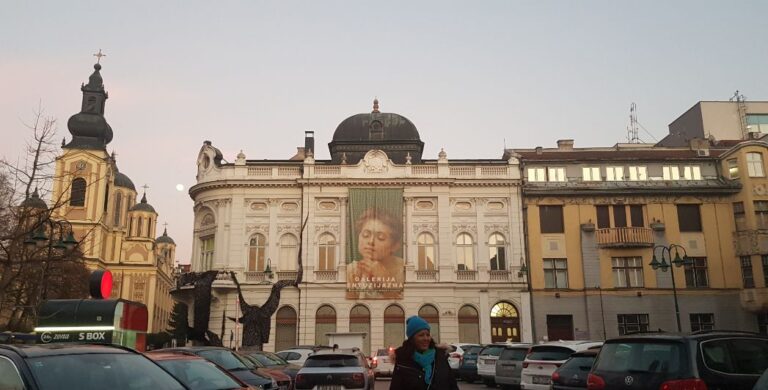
[596,227,654,248]
[314,270,338,281]
[489,270,510,281]
[450,167,475,176]
[247,167,271,176]
[315,166,341,175]
[278,167,301,176]
[456,270,478,281]
[412,166,438,175]
[481,167,508,176]
[245,271,268,282]
[415,270,439,281]
[276,271,299,281]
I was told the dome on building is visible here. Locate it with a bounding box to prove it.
[114,171,136,191]
[20,188,47,210]
[328,99,424,164]
[64,63,114,150]
[156,228,175,245]
[129,193,156,213]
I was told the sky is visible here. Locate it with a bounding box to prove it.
[2,0,767,264]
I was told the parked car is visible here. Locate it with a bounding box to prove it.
[276,348,317,366]
[294,348,375,390]
[146,350,254,389]
[477,344,506,386]
[242,350,301,381]
[458,344,487,383]
[550,350,598,390]
[588,330,768,390]
[520,340,603,390]
[158,346,276,389]
[0,343,186,390]
[754,367,768,390]
[373,347,395,378]
[494,343,532,390]
[239,353,293,390]
[448,343,479,376]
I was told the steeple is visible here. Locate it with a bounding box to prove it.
[64,59,114,150]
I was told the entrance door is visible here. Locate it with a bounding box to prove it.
[547,315,574,341]
[275,306,297,351]
[490,302,520,342]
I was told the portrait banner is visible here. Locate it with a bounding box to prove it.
[346,188,404,299]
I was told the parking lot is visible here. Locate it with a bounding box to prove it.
[374,377,488,390]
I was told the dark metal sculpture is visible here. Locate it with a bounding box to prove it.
[176,270,223,346]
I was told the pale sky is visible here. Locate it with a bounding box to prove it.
[2,1,767,264]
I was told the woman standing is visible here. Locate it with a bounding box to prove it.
[390,316,459,390]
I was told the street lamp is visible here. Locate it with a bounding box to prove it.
[264,258,273,279]
[649,244,693,332]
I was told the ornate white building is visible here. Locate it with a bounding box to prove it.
[186,101,531,352]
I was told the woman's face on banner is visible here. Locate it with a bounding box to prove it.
[358,218,400,262]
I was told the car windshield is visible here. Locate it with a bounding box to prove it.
[594,342,685,374]
[157,359,243,390]
[559,355,596,372]
[249,353,282,367]
[466,346,484,356]
[27,353,185,390]
[480,346,504,356]
[526,346,575,361]
[500,348,528,361]
[262,352,289,365]
[198,350,249,370]
[304,355,360,368]
[240,355,263,368]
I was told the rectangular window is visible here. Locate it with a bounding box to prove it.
[617,314,649,335]
[540,205,564,233]
[543,258,568,289]
[663,166,680,180]
[734,202,746,231]
[613,205,627,228]
[728,158,740,179]
[547,167,566,182]
[582,167,601,181]
[684,257,709,288]
[748,114,768,134]
[612,257,644,288]
[200,236,215,270]
[742,256,755,288]
[596,205,610,229]
[606,166,624,181]
[755,201,768,229]
[528,167,546,182]
[677,204,702,232]
[748,153,765,177]
[630,205,645,227]
[628,166,647,181]
[690,313,714,332]
[683,166,702,180]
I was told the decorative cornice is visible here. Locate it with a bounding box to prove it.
[314,224,340,234]
[452,224,478,234]
[277,224,301,236]
[413,223,438,235]
[484,224,510,234]
[246,224,269,235]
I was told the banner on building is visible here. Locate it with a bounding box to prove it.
[346,188,404,299]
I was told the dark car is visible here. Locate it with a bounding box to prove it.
[294,349,375,390]
[458,344,486,383]
[589,330,768,390]
[551,350,598,390]
[0,343,186,390]
[242,350,301,382]
[159,346,275,389]
[146,350,252,390]
[239,352,292,390]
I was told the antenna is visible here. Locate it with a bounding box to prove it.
[627,103,640,143]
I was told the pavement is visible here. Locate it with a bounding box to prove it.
[374,377,491,389]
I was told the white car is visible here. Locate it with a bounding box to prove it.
[372,347,394,377]
[294,349,375,390]
[447,343,478,372]
[276,348,316,366]
[520,340,603,390]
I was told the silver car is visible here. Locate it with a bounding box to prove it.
[294,349,374,390]
[494,344,531,390]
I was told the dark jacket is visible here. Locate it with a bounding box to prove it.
[389,340,459,390]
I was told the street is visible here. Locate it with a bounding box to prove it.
[374,377,490,390]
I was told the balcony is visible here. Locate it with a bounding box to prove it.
[276,271,299,281]
[489,270,511,281]
[740,288,768,313]
[456,270,478,281]
[596,227,654,248]
[244,271,269,283]
[415,270,439,281]
[314,270,338,281]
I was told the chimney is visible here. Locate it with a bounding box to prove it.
[304,131,315,156]
[535,146,543,155]
[557,139,574,150]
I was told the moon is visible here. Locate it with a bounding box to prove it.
[176,184,184,192]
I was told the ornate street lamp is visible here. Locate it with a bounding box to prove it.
[650,244,693,332]
[264,258,274,279]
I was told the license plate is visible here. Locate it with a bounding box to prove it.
[532,375,551,385]
[485,359,495,364]
[317,386,342,390]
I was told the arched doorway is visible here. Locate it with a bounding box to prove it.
[490,302,520,342]
[349,305,371,355]
[315,305,337,346]
[458,305,480,343]
[275,306,297,351]
[383,304,405,349]
[418,305,440,342]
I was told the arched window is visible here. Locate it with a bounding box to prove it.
[138,217,144,238]
[488,233,507,271]
[350,305,371,355]
[419,305,440,342]
[70,178,86,207]
[279,234,298,271]
[318,233,336,271]
[490,302,520,343]
[458,305,480,343]
[248,234,267,272]
[103,184,110,212]
[417,233,436,271]
[315,305,337,346]
[113,192,122,227]
[383,305,405,349]
[275,306,297,351]
[455,233,475,270]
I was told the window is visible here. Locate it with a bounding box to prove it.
[540,205,564,233]
[488,233,507,271]
[728,159,740,179]
[756,201,768,229]
[683,166,702,180]
[630,205,645,227]
[748,114,768,134]
[684,257,709,288]
[628,166,647,181]
[597,205,644,229]
[734,202,746,231]
[763,255,768,287]
[677,204,702,232]
[317,233,336,271]
[582,167,601,181]
[70,177,86,206]
[315,305,337,346]
[612,257,644,288]
[419,305,440,342]
[200,236,215,270]
[543,259,568,289]
[248,234,267,272]
[742,256,755,288]
[416,233,436,271]
[701,338,768,375]
[278,234,298,271]
[663,166,680,180]
[0,356,24,390]
[606,166,624,181]
[613,205,627,227]
[528,167,546,182]
[617,314,649,335]
[690,313,714,332]
[596,205,610,229]
[113,192,122,227]
[455,233,475,271]
[748,153,765,177]
[547,167,566,182]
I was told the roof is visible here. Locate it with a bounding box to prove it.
[512,148,726,162]
[156,228,175,245]
[114,171,135,191]
[20,188,47,209]
[144,351,205,361]
[0,343,134,358]
[129,192,156,213]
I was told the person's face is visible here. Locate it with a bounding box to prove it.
[413,329,431,352]
[358,218,400,262]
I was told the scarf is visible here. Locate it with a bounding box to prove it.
[412,347,436,385]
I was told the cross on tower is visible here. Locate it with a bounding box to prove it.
[163,222,168,230]
[93,49,106,64]
[142,184,150,194]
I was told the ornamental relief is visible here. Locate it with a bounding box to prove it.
[246,224,269,235]
[314,224,340,234]
[526,195,720,206]
[277,224,301,236]
[413,223,438,234]
[363,150,389,173]
[452,224,478,234]
[484,224,510,234]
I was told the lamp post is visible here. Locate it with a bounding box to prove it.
[264,258,273,280]
[649,244,693,332]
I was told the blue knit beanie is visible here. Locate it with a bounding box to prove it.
[406,315,431,339]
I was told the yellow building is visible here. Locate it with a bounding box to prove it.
[50,62,176,333]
